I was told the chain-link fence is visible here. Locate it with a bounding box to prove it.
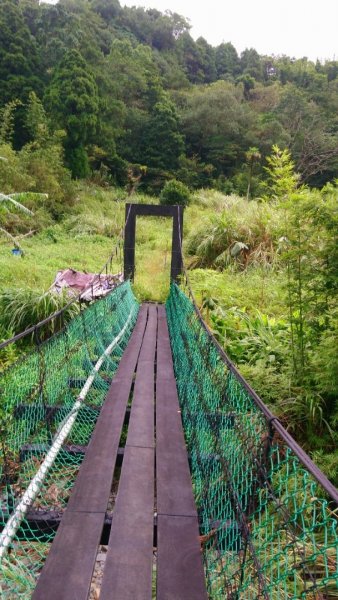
[0,281,138,598]
[167,283,337,600]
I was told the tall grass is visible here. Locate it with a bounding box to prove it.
[187,196,281,269]
[0,288,79,339]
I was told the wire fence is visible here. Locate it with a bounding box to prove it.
[0,281,138,598]
[167,282,337,599]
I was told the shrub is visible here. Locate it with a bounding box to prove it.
[159,179,191,207]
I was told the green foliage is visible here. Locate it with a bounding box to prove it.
[0,288,79,339]
[0,100,23,145]
[280,185,338,387]
[0,325,20,372]
[187,196,280,268]
[160,179,191,207]
[240,47,263,80]
[46,49,99,178]
[0,143,34,193]
[215,42,239,79]
[245,146,261,199]
[144,100,184,171]
[180,81,254,179]
[25,92,48,144]
[310,308,338,398]
[0,134,74,223]
[211,305,289,368]
[0,0,41,107]
[0,0,335,189]
[263,145,300,200]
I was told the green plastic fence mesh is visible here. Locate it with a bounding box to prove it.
[166,283,337,600]
[0,281,138,598]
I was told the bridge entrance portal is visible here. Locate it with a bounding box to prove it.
[123,203,184,283]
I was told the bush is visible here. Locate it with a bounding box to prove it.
[159,179,191,207]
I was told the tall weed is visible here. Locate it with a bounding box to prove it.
[0,288,79,339]
[187,197,281,269]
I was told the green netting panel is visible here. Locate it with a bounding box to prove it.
[166,283,337,600]
[0,281,138,598]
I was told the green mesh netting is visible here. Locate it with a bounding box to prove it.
[0,281,138,598]
[166,283,337,600]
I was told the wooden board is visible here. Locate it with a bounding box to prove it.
[157,514,207,600]
[100,305,157,599]
[156,306,207,599]
[126,304,157,449]
[156,309,197,517]
[100,446,155,600]
[32,511,103,600]
[156,306,175,382]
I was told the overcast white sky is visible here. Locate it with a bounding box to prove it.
[122,0,338,61]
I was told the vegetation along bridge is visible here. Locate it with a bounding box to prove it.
[0,205,337,599]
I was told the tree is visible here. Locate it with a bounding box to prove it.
[0,0,42,149]
[0,0,41,108]
[195,37,217,83]
[24,92,48,145]
[46,49,99,177]
[276,84,338,184]
[90,0,121,22]
[106,40,157,106]
[215,42,239,79]
[117,6,189,51]
[264,145,300,200]
[142,98,184,171]
[176,32,205,83]
[0,192,34,254]
[236,73,255,99]
[240,48,263,80]
[160,179,190,206]
[181,81,254,177]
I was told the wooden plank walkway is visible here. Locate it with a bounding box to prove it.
[33,304,207,600]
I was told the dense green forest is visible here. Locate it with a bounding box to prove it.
[1,0,338,191]
[0,0,337,482]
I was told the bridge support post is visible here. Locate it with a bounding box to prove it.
[171,206,184,283]
[124,205,136,282]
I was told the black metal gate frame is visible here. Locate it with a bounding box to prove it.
[123,203,184,283]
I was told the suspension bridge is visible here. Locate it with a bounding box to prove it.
[0,204,337,599]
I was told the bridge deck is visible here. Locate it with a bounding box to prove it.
[33,304,207,600]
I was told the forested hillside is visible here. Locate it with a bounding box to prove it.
[1,0,338,192]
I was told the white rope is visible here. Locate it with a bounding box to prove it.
[0,305,136,561]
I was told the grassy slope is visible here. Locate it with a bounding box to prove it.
[0,184,285,308]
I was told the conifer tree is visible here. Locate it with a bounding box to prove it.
[142,98,184,171]
[0,0,41,108]
[46,49,99,178]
